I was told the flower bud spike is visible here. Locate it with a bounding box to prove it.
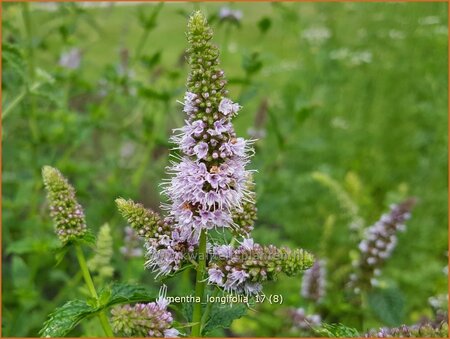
[42,166,87,244]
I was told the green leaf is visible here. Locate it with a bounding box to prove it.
[54,246,69,267]
[202,303,248,335]
[98,286,111,307]
[257,17,272,34]
[367,287,405,326]
[74,229,96,247]
[40,283,157,337]
[6,237,60,255]
[39,299,95,337]
[140,51,161,70]
[314,323,360,338]
[11,256,31,289]
[242,52,263,76]
[101,282,156,308]
[181,299,193,322]
[2,42,26,82]
[138,85,170,102]
[138,2,164,30]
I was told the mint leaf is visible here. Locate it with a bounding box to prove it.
[104,282,156,307]
[39,299,95,337]
[202,303,248,335]
[368,287,405,326]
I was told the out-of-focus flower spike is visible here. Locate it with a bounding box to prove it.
[88,223,114,280]
[301,259,327,303]
[350,198,417,292]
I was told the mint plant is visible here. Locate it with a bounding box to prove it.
[40,11,313,338]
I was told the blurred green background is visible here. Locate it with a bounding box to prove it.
[2,2,448,337]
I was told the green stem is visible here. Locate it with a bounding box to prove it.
[22,3,35,82]
[133,29,150,65]
[74,244,114,337]
[21,2,39,142]
[2,90,26,121]
[2,82,43,121]
[191,230,207,337]
[360,291,367,332]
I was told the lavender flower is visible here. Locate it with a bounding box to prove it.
[207,238,314,295]
[42,166,87,244]
[59,48,81,70]
[111,286,179,338]
[161,11,254,243]
[350,198,416,291]
[288,307,322,330]
[301,259,326,303]
[218,7,243,23]
[116,198,194,276]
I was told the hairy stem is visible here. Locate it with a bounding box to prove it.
[191,230,207,337]
[74,244,114,337]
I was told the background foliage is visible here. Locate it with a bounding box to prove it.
[2,2,448,337]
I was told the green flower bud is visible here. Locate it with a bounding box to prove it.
[115,198,168,241]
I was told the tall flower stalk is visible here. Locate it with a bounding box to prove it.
[116,11,314,337]
[42,166,114,337]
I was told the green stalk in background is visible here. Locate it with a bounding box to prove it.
[75,244,114,337]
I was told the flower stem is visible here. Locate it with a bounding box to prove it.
[191,229,207,337]
[74,244,114,337]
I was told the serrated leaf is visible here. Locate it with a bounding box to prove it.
[103,282,156,307]
[202,302,248,335]
[181,299,193,322]
[39,299,95,337]
[98,286,111,307]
